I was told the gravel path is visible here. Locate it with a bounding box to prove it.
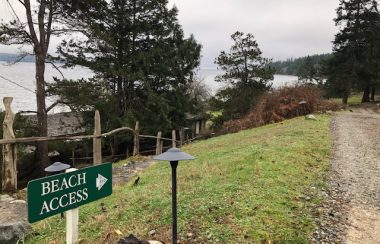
[112,157,156,185]
[313,104,380,243]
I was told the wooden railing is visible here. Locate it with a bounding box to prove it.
[1,97,183,193]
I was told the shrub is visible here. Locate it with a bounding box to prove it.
[221,84,341,134]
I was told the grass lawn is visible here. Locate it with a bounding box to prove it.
[27,115,332,243]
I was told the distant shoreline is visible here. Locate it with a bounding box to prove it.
[0,53,35,63]
[0,56,296,76]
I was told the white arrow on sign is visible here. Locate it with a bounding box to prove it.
[96,174,108,191]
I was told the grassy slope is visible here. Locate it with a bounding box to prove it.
[28,115,332,243]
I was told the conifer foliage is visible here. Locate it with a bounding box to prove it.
[326,0,380,103]
[212,31,275,120]
[50,0,202,136]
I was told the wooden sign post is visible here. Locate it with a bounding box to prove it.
[65,168,79,244]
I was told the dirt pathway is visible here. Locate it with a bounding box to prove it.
[112,157,156,185]
[314,103,380,243]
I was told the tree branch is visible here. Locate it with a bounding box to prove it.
[17,0,25,7]
[45,0,54,51]
[46,61,65,79]
[38,0,46,50]
[46,100,72,113]
[3,52,32,65]
[46,100,61,112]
[24,0,40,47]
[18,110,38,114]
[6,0,22,23]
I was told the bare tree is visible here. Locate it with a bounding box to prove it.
[0,0,63,173]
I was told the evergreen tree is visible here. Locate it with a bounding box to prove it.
[50,0,202,149]
[270,54,332,76]
[213,31,274,120]
[328,0,380,104]
[297,56,323,84]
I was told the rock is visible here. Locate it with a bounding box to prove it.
[0,195,15,202]
[118,234,141,244]
[148,229,156,236]
[187,232,194,238]
[118,234,164,244]
[10,200,26,204]
[326,110,334,115]
[48,150,60,157]
[0,193,30,243]
[305,114,317,120]
[0,221,31,244]
[24,145,36,154]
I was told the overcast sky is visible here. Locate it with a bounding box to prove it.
[0,0,339,67]
[168,0,339,67]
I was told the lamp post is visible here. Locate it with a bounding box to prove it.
[299,100,307,115]
[153,147,195,244]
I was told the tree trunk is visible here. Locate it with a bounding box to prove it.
[342,79,352,106]
[35,54,49,174]
[342,92,349,106]
[362,86,370,103]
[117,77,124,116]
[370,87,376,101]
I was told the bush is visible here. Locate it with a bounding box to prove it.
[221,84,341,134]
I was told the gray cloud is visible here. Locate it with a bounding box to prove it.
[0,0,339,67]
[169,0,339,66]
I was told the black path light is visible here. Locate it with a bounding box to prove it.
[44,162,71,174]
[153,147,195,244]
[299,100,307,115]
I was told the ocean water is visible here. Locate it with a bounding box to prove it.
[197,68,298,94]
[0,62,93,113]
[0,62,298,112]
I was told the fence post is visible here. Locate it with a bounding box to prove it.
[172,129,176,148]
[2,97,17,193]
[133,121,140,156]
[156,131,162,155]
[93,110,102,165]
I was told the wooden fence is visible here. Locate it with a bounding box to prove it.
[0,97,183,193]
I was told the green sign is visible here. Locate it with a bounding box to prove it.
[28,163,112,223]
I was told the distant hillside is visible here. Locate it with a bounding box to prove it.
[0,53,35,62]
[270,53,333,76]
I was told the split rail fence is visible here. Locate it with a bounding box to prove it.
[0,97,186,193]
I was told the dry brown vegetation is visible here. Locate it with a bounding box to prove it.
[222,84,341,134]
